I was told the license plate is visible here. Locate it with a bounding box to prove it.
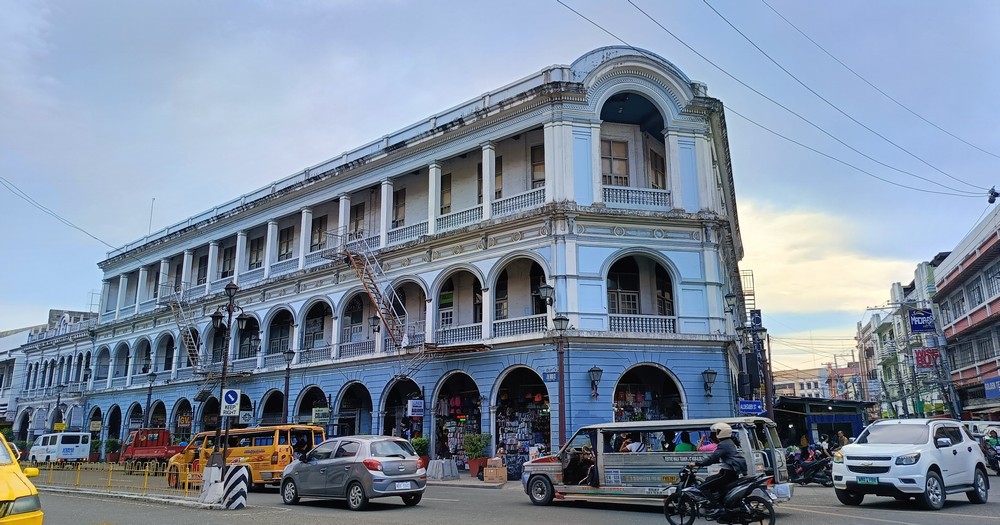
[395,481,412,490]
[857,476,879,485]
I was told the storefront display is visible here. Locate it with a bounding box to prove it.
[613,383,682,422]
[495,387,550,480]
[434,392,482,469]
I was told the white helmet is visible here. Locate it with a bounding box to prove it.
[710,422,733,439]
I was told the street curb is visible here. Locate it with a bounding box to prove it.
[38,486,225,510]
[426,481,508,490]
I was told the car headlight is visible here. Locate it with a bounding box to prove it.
[895,453,920,465]
[833,451,844,463]
[7,494,41,516]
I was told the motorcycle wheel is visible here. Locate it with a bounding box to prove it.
[664,494,697,525]
[742,494,776,525]
[823,479,834,488]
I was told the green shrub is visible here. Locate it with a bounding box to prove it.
[462,433,492,460]
[410,437,430,456]
[105,438,120,453]
[90,439,102,453]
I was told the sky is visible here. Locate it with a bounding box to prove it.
[2,0,999,371]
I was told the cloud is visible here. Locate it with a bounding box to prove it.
[738,200,914,314]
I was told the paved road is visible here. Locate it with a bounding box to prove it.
[39,483,1000,525]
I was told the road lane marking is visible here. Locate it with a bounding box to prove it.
[784,504,1000,522]
[423,497,461,502]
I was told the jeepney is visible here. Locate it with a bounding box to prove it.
[521,417,793,505]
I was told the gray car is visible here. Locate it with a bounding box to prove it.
[280,435,427,510]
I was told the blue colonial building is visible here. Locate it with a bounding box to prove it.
[14,47,747,465]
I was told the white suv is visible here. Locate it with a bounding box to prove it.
[832,419,989,510]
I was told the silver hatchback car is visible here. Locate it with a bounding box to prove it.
[280,435,427,510]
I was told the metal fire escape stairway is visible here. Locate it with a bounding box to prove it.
[332,232,431,379]
[161,285,220,399]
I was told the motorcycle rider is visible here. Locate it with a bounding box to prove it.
[687,422,748,518]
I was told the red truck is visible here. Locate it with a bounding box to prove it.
[120,428,186,474]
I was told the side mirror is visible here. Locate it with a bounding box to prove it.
[935,437,953,448]
[23,467,39,478]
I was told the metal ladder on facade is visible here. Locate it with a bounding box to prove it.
[327,230,431,378]
[161,284,204,372]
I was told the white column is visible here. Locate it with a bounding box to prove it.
[234,231,247,285]
[228,320,239,363]
[115,274,129,320]
[379,179,393,248]
[591,123,603,204]
[481,143,495,220]
[427,162,441,235]
[157,259,170,298]
[298,207,312,270]
[181,250,193,291]
[171,332,181,380]
[126,347,137,387]
[100,280,112,314]
[135,267,148,313]
[543,123,556,203]
[291,323,302,365]
[425,298,435,343]
[697,132,718,212]
[206,241,219,291]
[264,220,278,279]
[481,286,493,339]
[337,194,351,252]
[666,131,683,210]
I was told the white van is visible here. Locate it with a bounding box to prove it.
[29,432,91,464]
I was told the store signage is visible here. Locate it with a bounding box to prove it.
[239,411,253,425]
[89,420,102,432]
[908,309,936,333]
[53,423,67,431]
[914,348,940,371]
[985,376,1000,400]
[738,399,764,415]
[407,399,424,418]
[543,371,558,382]
[312,407,330,424]
[749,309,762,329]
[221,389,240,417]
[178,415,192,427]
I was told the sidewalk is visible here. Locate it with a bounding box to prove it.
[426,477,515,490]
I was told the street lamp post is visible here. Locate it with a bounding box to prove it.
[53,384,66,430]
[538,283,569,448]
[281,346,295,424]
[208,282,250,467]
[144,369,157,428]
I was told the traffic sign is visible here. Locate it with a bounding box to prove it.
[239,411,253,425]
[738,399,765,415]
[221,388,241,417]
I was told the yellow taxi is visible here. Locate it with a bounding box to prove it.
[0,434,43,524]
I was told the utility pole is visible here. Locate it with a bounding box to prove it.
[899,303,922,417]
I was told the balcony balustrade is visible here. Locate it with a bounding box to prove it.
[603,186,672,210]
[492,187,545,218]
[387,221,429,246]
[338,340,375,359]
[437,323,482,345]
[239,267,265,286]
[436,206,482,233]
[269,257,299,277]
[493,314,547,338]
[609,314,677,334]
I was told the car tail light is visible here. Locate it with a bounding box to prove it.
[271,451,279,464]
[363,459,383,472]
[417,457,427,469]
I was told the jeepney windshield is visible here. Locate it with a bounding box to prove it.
[563,430,595,453]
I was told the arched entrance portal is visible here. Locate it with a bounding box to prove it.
[149,401,167,428]
[107,405,123,443]
[495,367,550,473]
[88,407,103,439]
[260,390,285,426]
[383,379,420,439]
[172,399,192,442]
[433,373,481,465]
[295,387,328,425]
[125,404,143,434]
[201,398,220,432]
[15,410,31,442]
[613,365,683,422]
[335,383,373,437]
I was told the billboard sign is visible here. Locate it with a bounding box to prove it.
[908,309,936,334]
[985,376,1000,400]
[914,348,940,371]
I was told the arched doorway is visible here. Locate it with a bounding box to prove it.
[335,383,372,437]
[295,386,328,425]
[383,379,420,439]
[201,397,220,432]
[613,364,683,422]
[126,403,143,434]
[432,373,481,465]
[15,409,31,442]
[495,367,550,468]
[260,390,285,426]
[149,400,167,428]
[50,405,64,431]
[171,399,193,442]
[88,407,103,440]
[107,405,123,443]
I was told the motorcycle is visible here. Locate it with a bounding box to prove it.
[663,466,775,525]
[789,455,833,487]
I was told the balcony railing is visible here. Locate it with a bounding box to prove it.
[174,368,194,381]
[231,357,257,373]
[210,278,231,294]
[437,323,483,345]
[493,314,547,338]
[304,250,327,268]
[338,340,375,359]
[436,206,482,233]
[492,187,545,218]
[603,186,672,210]
[388,221,429,246]
[609,314,677,334]
[138,298,158,314]
[385,324,426,353]
[110,377,127,388]
[300,345,334,364]
[28,318,97,343]
[345,232,380,253]
[270,257,299,277]
[239,267,265,286]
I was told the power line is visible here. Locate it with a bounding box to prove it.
[759,0,1000,162]
[701,0,986,192]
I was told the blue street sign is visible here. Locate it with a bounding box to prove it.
[738,399,765,415]
[986,376,1000,400]
[224,389,239,405]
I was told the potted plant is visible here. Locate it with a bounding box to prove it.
[462,433,491,478]
[410,437,430,467]
[105,438,121,463]
[89,439,103,462]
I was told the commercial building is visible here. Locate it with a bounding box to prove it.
[12,47,747,463]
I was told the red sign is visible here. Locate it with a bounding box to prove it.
[915,348,940,371]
